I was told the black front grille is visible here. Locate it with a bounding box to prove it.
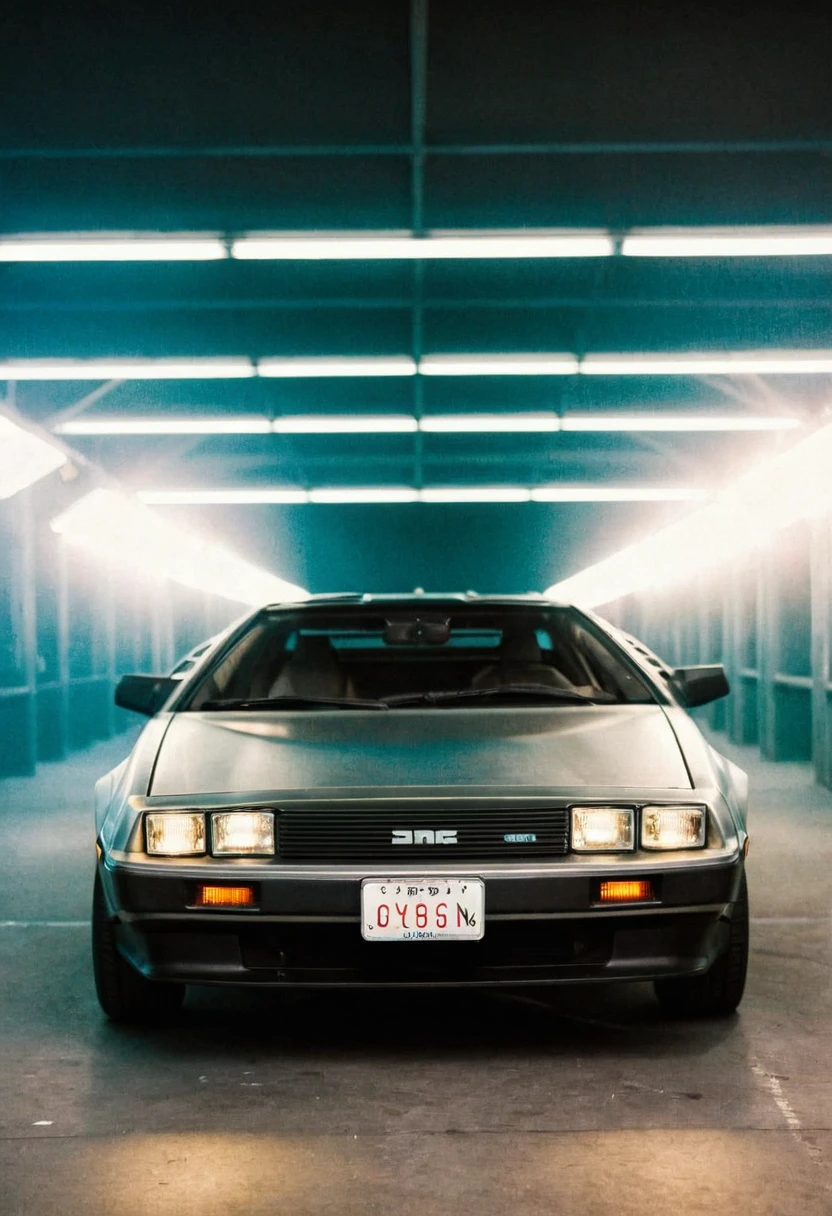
[277,806,569,863]
[239,920,612,976]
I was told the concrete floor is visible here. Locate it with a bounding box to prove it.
[1,730,832,1215]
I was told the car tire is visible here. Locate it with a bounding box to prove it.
[92,871,185,1023]
[654,870,749,1018]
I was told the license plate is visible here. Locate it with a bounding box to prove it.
[361,878,485,941]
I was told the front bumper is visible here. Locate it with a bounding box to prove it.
[99,854,745,988]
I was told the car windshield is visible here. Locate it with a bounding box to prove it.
[184,605,655,710]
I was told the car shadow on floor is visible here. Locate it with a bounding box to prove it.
[100,982,740,1065]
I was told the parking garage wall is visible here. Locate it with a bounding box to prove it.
[0,486,240,778]
[603,517,832,789]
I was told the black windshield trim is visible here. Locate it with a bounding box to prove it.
[199,695,389,711]
[382,683,612,707]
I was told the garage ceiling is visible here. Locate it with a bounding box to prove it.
[4,0,832,593]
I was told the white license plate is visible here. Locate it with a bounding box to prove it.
[361,878,485,942]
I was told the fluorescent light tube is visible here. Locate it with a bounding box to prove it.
[420,354,579,376]
[420,414,561,433]
[273,415,418,434]
[561,414,802,432]
[0,413,67,499]
[623,226,832,257]
[7,352,832,383]
[0,359,255,380]
[258,357,417,378]
[546,420,832,607]
[420,487,532,503]
[138,484,701,507]
[308,487,420,504]
[531,486,705,503]
[581,351,832,375]
[233,230,613,260]
[0,234,227,261]
[51,412,803,437]
[58,417,272,436]
[51,488,308,605]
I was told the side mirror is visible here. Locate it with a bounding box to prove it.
[671,664,730,708]
[115,674,179,717]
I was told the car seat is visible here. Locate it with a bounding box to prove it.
[268,636,355,699]
[471,630,572,690]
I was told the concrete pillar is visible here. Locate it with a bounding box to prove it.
[811,517,832,788]
[757,548,778,760]
[0,492,40,776]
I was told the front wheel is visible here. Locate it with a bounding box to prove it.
[654,871,749,1018]
[92,871,185,1023]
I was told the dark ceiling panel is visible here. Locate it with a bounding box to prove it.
[2,0,410,149]
[0,306,412,358]
[427,0,832,144]
[422,304,832,354]
[0,156,411,231]
[425,152,832,228]
[0,261,415,309]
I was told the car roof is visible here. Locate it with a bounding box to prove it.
[263,592,569,610]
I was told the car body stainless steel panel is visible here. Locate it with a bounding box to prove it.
[148,704,692,796]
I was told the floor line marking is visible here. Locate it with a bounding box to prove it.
[751,1061,826,1168]
[751,1063,801,1130]
[0,920,88,928]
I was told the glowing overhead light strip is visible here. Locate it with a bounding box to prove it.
[420,354,579,376]
[420,487,532,503]
[0,235,227,261]
[6,226,832,263]
[258,357,417,378]
[623,226,832,257]
[57,412,802,437]
[546,421,832,608]
[0,359,255,380]
[139,485,702,506]
[531,486,705,503]
[233,231,614,259]
[0,413,67,499]
[421,413,560,433]
[307,487,420,504]
[6,352,832,383]
[582,351,832,375]
[560,413,801,432]
[272,414,418,434]
[50,488,308,605]
[3,226,832,264]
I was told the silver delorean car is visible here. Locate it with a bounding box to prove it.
[93,593,749,1023]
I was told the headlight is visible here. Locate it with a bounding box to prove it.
[146,812,206,856]
[641,805,706,850]
[211,811,275,856]
[571,807,634,852]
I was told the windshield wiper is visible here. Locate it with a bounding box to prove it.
[383,683,612,707]
[199,695,389,711]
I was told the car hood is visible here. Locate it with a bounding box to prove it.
[149,705,692,795]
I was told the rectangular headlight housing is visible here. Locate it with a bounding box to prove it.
[211,811,275,857]
[146,812,206,856]
[571,807,635,852]
[641,806,706,849]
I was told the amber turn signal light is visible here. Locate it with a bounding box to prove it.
[195,884,256,908]
[598,879,655,904]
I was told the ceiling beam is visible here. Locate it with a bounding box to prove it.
[3,139,832,161]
